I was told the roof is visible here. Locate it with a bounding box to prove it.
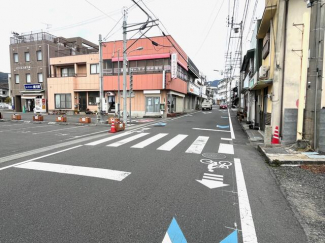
[0,83,9,89]
[240,49,255,71]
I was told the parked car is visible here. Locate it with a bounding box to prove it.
[202,99,213,110]
[219,102,227,109]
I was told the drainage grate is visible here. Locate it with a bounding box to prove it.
[202,153,227,160]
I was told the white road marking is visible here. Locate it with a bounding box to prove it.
[218,143,234,154]
[15,162,130,181]
[65,130,107,140]
[234,158,258,243]
[107,133,149,147]
[221,138,232,141]
[131,133,168,148]
[228,108,235,139]
[85,132,132,145]
[157,134,188,151]
[32,126,83,135]
[192,128,230,133]
[185,136,209,154]
[162,233,172,243]
[0,145,83,171]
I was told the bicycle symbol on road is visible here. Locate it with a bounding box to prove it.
[200,159,232,172]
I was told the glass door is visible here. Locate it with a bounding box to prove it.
[146,97,160,113]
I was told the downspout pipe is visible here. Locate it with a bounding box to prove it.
[280,0,289,138]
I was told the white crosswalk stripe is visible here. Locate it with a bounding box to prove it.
[157,134,188,151]
[107,133,149,147]
[218,143,234,154]
[85,132,132,146]
[185,136,209,154]
[131,133,168,148]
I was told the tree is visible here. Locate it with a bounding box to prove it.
[4,97,11,104]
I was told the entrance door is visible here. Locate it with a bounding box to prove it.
[261,87,268,131]
[79,92,87,111]
[171,96,176,113]
[15,96,22,112]
[146,97,160,113]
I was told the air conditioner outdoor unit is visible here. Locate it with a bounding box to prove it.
[259,66,269,79]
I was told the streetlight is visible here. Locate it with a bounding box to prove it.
[124,46,143,123]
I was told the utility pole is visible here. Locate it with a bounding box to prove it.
[117,50,120,119]
[129,70,133,123]
[304,1,324,150]
[122,8,128,125]
[98,34,103,123]
[238,21,243,110]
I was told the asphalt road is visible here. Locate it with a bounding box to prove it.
[0,107,307,242]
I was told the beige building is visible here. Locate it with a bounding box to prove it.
[48,54,99,113]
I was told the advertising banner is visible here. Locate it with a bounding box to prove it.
[171,53,178,79]
[35,98,46,113]
[188,82,200,96]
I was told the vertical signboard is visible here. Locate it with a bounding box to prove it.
[171,53,178,79]
[35,98,47,113]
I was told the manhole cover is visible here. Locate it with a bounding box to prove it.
[202,153,227,160]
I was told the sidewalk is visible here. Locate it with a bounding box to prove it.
[0,110,162,126]
[232,110,325,243]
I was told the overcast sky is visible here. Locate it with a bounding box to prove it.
[0,0,264,81]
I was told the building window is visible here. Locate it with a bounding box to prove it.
[38,73,43,83]
[26,73,31,83]
[37,50,42,61]
[13,53,18,63]
[61,67,75,77]
[88,91,99,105]
[90,64,99,74]
[2,91,6,95]
[145,97,160,113]
[25,52,30,62]
[15,74,19,84]
[262,32,270,60]
[55,94,72,109]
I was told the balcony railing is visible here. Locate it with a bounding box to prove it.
[103,65,171,76]
[49,73,87,78]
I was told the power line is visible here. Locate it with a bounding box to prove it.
[194,0,226,56]
[84,0,117,22]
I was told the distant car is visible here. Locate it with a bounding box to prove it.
[202,99,213,110]
[219,103,227,109]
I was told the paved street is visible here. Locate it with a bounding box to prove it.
[0,107,307,242]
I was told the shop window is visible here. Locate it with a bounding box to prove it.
[90,64,99,74]
[26,73,31,83]
[88,91,99,106]
[146,97,160,113]
[55,94,72,109]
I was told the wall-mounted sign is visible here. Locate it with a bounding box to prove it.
[24,84,42,90]
[16,66,31,70]
[35,98,46,112]
[188,82,200,96]
[171,53,178,79]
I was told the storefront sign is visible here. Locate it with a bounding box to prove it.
[35,98,46,112]
[16,66,31,70]
[171,53,178,79]
[188,82,200,96]
[24,84,42,90]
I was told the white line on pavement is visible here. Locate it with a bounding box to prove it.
[221,138,232,141]
[185,136,209,154]
[131,133,168,148]
[234,158,258,243]
[218,143,234,154]
[157,134,188,151]
[192,128,230,133]
[107,133,149,147]
[228,108,235,139]
[65,130,108,140]
[85,132,132,145]
[15,161,131,181]
[0,145,83,171]
[32,126,84,135]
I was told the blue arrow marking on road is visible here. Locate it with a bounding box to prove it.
[220,230,238,243]
[162,217,187,243]
[217,125,230,129]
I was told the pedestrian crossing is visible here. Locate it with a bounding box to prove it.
[85,132,234,155]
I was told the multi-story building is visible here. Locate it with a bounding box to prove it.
[9,32,98,112]
[48,53,99,113]
[102,35,201,118]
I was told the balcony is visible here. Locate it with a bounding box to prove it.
[49,73,87,78]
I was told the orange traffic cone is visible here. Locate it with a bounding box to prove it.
[110,119,116,133]
[271,126,280,144]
